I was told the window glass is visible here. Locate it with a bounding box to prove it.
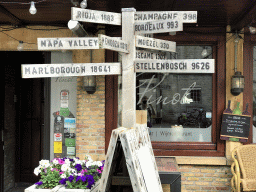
[253,46,256,143]
[136,45,213,142]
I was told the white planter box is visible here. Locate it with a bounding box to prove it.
[25,185,63,192]
[58,188,90,192]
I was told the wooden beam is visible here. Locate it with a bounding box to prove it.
[0,4,23,25]
[230,1,256,32]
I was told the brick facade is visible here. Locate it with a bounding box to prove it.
[76,76,106,161]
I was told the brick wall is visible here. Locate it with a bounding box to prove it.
[76,76,106,161]
[179,165,232,192]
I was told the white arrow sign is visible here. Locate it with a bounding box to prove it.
[98,34,129,53]
[136,50,167,60]
[135,11,197,23]
[135,59,215,73]
[37,37,99,50]
[22,63,121,78]
[134,19,183,34]
[135,35,176,52]
[71,7,121,25]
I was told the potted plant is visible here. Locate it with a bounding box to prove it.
[25,156,104,192]
[25,159,63,192]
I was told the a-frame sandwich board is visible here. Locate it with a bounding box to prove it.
[97,125,163,192]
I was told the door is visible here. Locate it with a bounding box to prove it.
[15,52,45,182]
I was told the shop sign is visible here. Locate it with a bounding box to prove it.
[71,7,121,25]
[134,19,183,34]
[21,63,121,78]
[134,11,197,23]
[134,59,215,73]
[99,34,129,53]
[37,37,99,50]
[135,35,176,52]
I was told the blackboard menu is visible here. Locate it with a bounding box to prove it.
[221,113,250,141]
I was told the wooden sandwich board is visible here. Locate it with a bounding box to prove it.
[98,126,163,192]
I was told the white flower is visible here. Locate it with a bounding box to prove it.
[69,168,77,175]
[60,174,66,178]
[39,160,50,168]
[86,161,93,168]
[61,164,70,172]
[95,161,103,167]
[34,167,41,176]
[64,159,71,165]
[52,159,59,165]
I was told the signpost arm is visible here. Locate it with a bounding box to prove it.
[121,8,136,128]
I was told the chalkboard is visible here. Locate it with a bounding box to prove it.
[221,113,250,140]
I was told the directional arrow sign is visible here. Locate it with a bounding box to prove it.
[134,59,215,73]
[134,11,197,23]
[21,63,121,78]
[37,37,99,50]
[98,34,129,53]
[71,7,121,25]
[135,35,176,52]
[134,19,183,34]
[136,50,167,60]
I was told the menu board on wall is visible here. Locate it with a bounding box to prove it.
[220,113,250,142]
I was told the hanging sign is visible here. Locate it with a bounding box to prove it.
[134,11,197,23]
[71,7,121,25]
[136,50,167,60]
[134,59,215,73]
[134,19,183,34]
[37,37,99,50]
[98,34,129,53]
[135,35,176,52]
[21,63,121,78]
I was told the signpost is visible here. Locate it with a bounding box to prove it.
[21,63,121,78]
[37,37,99,50]
[136,50,167,60]
[98,34,129,53]
[71,7,121,25]
[134,19,183,34]
[134,11,197,23]
[136,35,176,52]
[134,59,215,73]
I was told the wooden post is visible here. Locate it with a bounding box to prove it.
[121,8,136,128]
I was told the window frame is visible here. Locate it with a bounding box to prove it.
[105,30,226,157]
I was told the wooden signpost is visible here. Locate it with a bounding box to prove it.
[135,35,176,52]
[134,11,197,23]
[21,63,121,78]
[98,34,129,53]
[134,59,215,73]
[23,5,206,192]
[37,37,99,50]
[71,7,122,25]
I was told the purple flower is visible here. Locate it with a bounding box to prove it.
[68,175,74,182]
[59,178,67,185]
[76,176,81,182]
[35,181,43,186]
[86,175,95,189]
[81,176,87,182]
[75,164,82,172]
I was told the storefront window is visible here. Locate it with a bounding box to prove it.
[136,45,213,142]
[252,46,256,143]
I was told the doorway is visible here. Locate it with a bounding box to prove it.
[3,51,50,190]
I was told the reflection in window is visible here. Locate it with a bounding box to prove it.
[252,46,256,143]
[136,45,213,142]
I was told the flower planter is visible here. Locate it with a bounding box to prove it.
[25,184,63,192]
[57,188,90,192]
